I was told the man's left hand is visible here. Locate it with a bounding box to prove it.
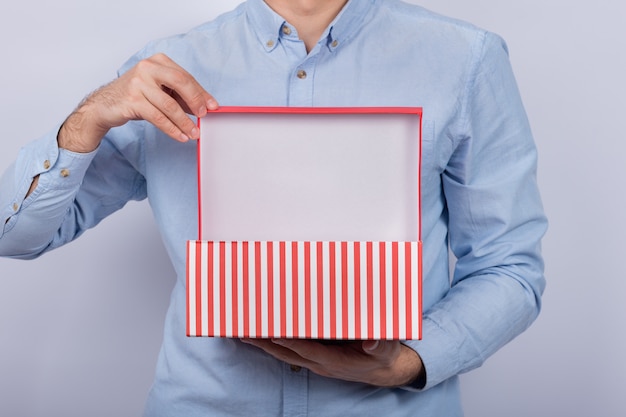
[240,338,424,387]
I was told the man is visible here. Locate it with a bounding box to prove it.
[0,0,547,416]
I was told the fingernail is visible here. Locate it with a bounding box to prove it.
[191,127,200,139]
[198,106,207,117]
[365,340,380,351]
[179,133,190,142]
[207,99,219,110]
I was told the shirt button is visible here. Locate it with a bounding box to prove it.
[282,25,292,36]
[290,364,302,372]
[331,40,339,48]
[12,203,19,212]
[266,39,275,48]
[43,160,51,170]
[297,70,307,80]
[60,168,70,178]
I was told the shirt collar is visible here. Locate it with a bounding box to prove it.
[245,0,377,53]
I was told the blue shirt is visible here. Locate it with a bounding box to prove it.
[0,1,547,416]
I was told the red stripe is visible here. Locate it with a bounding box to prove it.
[341,242,349,339]
[207,242,214,337]
[392,242,400,340]
[185,241,186,336]
[255,242,262,337]
[405,242,413,340]
[219,242,227,337]
[267,242,274,337]
[243,242,250,338]
[329,242,337,339]
[186,242,189,336]
[353,242,361,340]
[366,242,374,339]
[379,242,387,339]
[194,241,202,337]
[280,242,287,337]
[317,242,324,339]
[196,127,202,241]
[418,242,423,339]
[292,242,299,337]
[231,242,239,337]
[304,242,312,338]
[418,114,422,243]
[418,113,423,339]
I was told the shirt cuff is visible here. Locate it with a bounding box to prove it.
[31,126,98,191]
[400,317,463,391]
[1,126,98,228]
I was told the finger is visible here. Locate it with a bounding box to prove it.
[271,339,335,362]
[241,339,316,368]
[148,53,219,116]
[362,340,401,364]
[270,339,359,379]
[125,54,218,140]
[362,340,380,352]
[163,87,195,115]
[142,87,200,140]
[111,60,199,140]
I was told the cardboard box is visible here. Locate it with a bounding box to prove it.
[187,107,422,340]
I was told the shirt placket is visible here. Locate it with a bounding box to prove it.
[271,22,316,417]
[288,57,317,107]
[282,362,309,417]
[280,22,319,107]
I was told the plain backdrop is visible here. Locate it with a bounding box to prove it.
[0,1,624,416]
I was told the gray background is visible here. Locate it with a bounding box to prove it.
[0,0,624,416]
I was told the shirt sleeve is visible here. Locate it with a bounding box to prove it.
[0,123,147,259]
[403,31,547,390]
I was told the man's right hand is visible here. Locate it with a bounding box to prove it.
[58,53,218,153]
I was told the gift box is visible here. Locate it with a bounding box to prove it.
[187,107,422,340]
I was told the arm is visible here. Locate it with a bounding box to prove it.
[0,54,218,258]
[404,32,547,389]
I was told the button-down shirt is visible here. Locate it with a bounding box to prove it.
[0,1,547,416]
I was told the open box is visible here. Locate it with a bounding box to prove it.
[186,107,422,340]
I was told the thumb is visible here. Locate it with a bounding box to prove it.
[362,340,398,359]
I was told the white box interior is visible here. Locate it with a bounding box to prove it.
[198,111,420,242]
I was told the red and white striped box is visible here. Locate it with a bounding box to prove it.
[187,107,422,340]
[187,241,422,339]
